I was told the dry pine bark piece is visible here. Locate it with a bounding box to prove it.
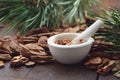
[114,71,120,78]
[0,61,4,68]
[0,37,19,55]
[0,37,18,55]
[91,42,110,52]
[64,26,80,33]
[10,55,29,67]
[9,40,20,56]
[89,51,110,58]
[63,25,86,33]
[25,61,35,67]
[31,55,54,64]
[0,38,12,54]
[38,36,48,49]
[1,39,13,54]
[97,58,110,68]
[112,61,120,72]
[30,32,59,38]
[85,57,102,65]
[19,43,46,57]
[97,60,115,75]
[0,48,10,54]
[84,57,102,69]
[0,54,12,61]
[111,54,120,60]
[25,27,49,36]
[17,36,38,44]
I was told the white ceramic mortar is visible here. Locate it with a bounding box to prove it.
[47,33,94,64]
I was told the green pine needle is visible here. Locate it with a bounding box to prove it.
[0,0,100,35]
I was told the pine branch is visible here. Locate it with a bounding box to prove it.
[0,0,62,35]
[92,8,120,54]
[59,0,101,24]
[0,0,101,35]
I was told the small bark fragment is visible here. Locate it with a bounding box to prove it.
[64,26,80,33]
[0,38,11,54]
[0,48,10,54]
[89,51,110,58]
[0,61,4,68]
[0,54,12,61]
[1,38,13,54]
[17,36,38,44]
[10,55,29,67]
[38,36,48,49]
[30,32,59,38]
[97,60,115,75]
[97,58,110,69]
[114,71,120,78]
[25,61,35,67]
[25,27,49,36]
[111,54,120,60]
[84,57,102,69]
[0,37,13,54]
[19,43,46,57]
[31,55,53,60]
[9,40,20,56]
[112,61,120,72]
[91,44,109,52]
[31,55,54,64]
[85,57,102,65]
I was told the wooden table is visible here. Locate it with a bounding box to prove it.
[0,62,119,80]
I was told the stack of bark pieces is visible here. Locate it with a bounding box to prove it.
[84,38,120,78]
[0,25,86,68]
[0,27,56,68]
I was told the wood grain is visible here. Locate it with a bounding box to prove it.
[24,63,97,80]
[0,63,33,80]
[99,74,120,80]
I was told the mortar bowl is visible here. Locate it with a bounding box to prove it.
[47,33,94,64]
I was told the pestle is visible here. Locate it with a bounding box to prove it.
[72,20,104,45]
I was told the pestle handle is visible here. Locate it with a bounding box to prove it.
[72,20,104,45]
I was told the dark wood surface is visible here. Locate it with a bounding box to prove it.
[0,62,119,80]
[99,75,120,80]
[24,63,97,80]
[0,62,98,80]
